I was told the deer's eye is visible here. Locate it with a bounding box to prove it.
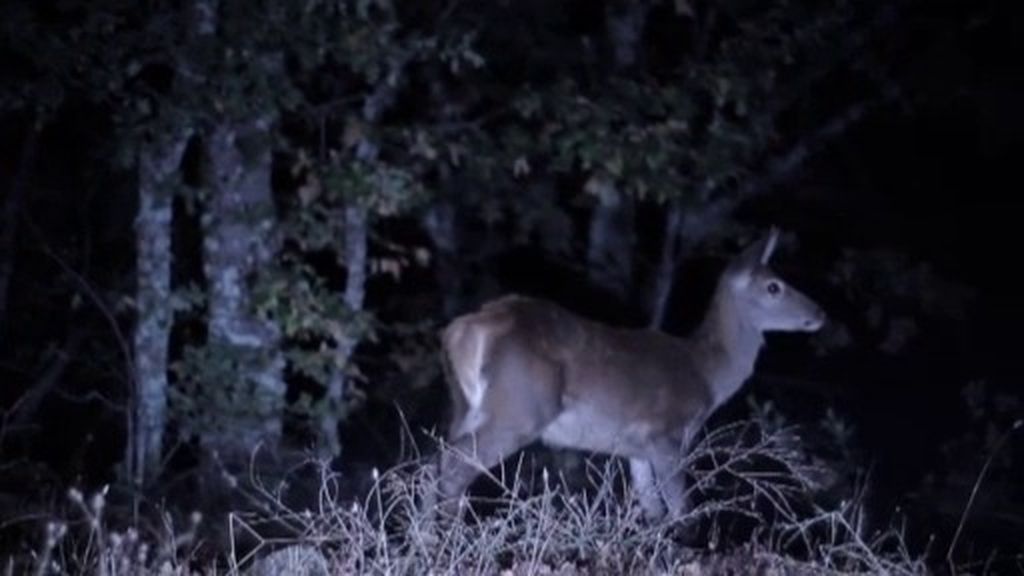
[766,281,781,295]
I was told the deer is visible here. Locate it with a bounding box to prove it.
[432,226,827,522]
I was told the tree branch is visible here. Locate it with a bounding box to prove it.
[737,97,883,200]
[28,222,136,386]
[692,94,894,247]
[649,94,894,329]
[7,331,85,432]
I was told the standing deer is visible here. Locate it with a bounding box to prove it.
[434,227,826,520]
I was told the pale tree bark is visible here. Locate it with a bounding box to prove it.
[422,79,467,320]
[647,200,683,329]
[586,181,635,299]
[646,2,715,330]
[316,52,409,457]
[128,0,215,485]
[170,0,290,473]
[422,150,462,318]
[132,130,190,485]
[605,0,648,70]
[202,117,284,456]
[319,205,366,456]
[585,0,649,300]
[423,195,459,318]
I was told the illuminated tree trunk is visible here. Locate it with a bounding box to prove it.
[201,117,284,457]
[316,53,407,457]
[132,130,190,485]
[585,0,649,301]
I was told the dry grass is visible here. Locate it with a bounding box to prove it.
[5,419,932,575]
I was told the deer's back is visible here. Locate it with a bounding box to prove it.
[475,295,715,455]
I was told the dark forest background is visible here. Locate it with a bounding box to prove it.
[1,0,1022,572]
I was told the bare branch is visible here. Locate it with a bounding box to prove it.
[7,331,84,432]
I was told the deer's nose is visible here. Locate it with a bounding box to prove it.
[804,308,827,330]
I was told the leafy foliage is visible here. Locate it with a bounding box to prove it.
[169,343,286,440]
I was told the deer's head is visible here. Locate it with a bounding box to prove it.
[720,227,827,333]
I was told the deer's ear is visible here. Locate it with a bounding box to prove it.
[758,226,780,265]
[732,226,780,271]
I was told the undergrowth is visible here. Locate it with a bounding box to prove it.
[4,419,934,575]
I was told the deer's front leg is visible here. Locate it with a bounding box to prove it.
[650,451,689,519]
[645,433,696,520]
[629,458,667,521]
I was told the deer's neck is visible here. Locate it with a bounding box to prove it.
[693,291,765,408]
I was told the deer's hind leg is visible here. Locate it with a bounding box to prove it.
[436,338,564,515]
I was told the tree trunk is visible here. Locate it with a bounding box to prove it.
[647,200,682,329]
[584,0,649,301]
[342,207,368,337]
[586,186,635,300]
[318,205,367,457]
[202,118,284,458]
[315,53,408,457]
[132,130,190,485]
[424,199,459,317]
[9,331,83,432]
[605,0,648,71]
[424,167,461,319]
